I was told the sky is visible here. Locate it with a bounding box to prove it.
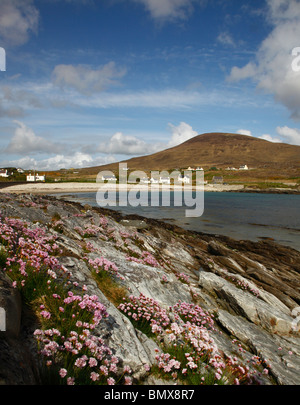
[0,0,300,171]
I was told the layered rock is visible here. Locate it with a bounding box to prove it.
[0,192,299,385]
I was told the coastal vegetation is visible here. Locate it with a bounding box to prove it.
[0,192,299,386]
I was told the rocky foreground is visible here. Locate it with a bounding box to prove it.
[0,192,300,385]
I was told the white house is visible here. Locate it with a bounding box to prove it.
[178,174,190,184]
[159,176,171,184]
[0,169,9,178]
[101,174,117,181]
[196,167,204,171]
[26,173,45,182]
[239,164,248,170]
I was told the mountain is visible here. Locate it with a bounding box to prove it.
[80,132,300,175]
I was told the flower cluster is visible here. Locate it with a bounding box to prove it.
[34,325,132,385]
[126,251,159,268]
[225,274,261,297]
[74,224,105,238]
[175,272,190,284]
[0,215,132,385]
[119,293,265,385]
[88,256,124,280]
[118,293,171,336]
[171,301,215,330]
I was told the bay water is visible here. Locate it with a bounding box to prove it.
[54,191,300,252]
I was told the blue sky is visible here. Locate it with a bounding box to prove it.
[0,0,300,170]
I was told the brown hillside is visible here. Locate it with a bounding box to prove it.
[80,132,300,175]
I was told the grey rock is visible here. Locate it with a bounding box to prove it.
[0,193,299,385]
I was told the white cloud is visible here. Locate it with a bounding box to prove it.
[259,133,282,143]
[227,62,257,82]
[237,128,282,143]
[0,0,39,46]
[41,152,94,169]
[2,152,117,171]
[276,125,300,145]
[52,62,126,95]
[168,121,198,147]
[99,132,162,156]
[5,120,61,154]
[227,0,300,120]
[132,0,196,22]
[236,129,253,136]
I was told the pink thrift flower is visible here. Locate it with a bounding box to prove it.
[89,357,98,367]
[107,377,115,385]
[59,368,67,378]
[90,372,100,381]
[67,377,75,385]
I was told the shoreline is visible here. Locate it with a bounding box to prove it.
[0,181,243,194]
[0,181,299,194]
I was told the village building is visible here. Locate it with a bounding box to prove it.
[159,176,171,184]
[26,173,46,182]
[101,174,117,182]
[178,174,190,184]
[239,164,248,170]
[0,169,9,178]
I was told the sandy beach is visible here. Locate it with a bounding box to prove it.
[0,182,244,194]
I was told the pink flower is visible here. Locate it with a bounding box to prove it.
[59,368,67,378]
[40,310,51,319]
[88,357,97,367]
[67,377,75,385]
[90,372,100,381]
[107,377,115,385]
[124,376,132,385]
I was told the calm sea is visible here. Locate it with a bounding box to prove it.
[54,191,300,252]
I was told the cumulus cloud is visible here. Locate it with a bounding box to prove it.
[168,121,198,147]
[41,152,94,169]
[5,120,61,154]
[227,0,300,120]
[2,152,117,171]
[236,128,282,143]
[236,129,253,137]
[276,125,300,145]
[259,133,282,143]
[0,0,39,46]
[99,132,162,156]
[52,62,126,95]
